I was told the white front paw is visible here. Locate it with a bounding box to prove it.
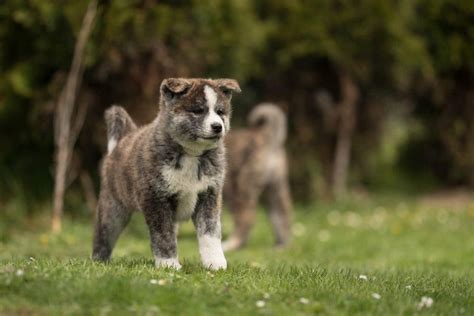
[202,255,227,271]
[198,234,227,270]
[155,257,182,270]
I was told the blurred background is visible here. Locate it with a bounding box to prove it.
[0,0,473,231]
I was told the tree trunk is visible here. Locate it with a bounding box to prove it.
[52,0,98,233]
[332,70,359,199]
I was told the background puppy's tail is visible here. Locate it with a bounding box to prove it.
[104,105,137,154]
[248,103,288,147]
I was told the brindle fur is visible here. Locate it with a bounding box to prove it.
[223,103,293,251]
[92,78,240,270]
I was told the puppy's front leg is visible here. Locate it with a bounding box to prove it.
[142,195,181,270]
[193,188,227,270]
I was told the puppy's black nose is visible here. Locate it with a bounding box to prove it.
[211,123,223,134]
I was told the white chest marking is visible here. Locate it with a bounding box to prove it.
[161,156,215,221]
[107,137,117,154]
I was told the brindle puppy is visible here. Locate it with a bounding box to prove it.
[92,78,240,270]
[223,103,293,251]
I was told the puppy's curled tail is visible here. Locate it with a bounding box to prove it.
[104,105,137,154]
[248,103,287,147]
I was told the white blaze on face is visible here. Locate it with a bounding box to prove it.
[204,85,225,134]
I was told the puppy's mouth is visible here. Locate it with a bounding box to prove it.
[199,135,221,141]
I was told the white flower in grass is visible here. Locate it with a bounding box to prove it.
[417,296,434,310]
[345,212,361,228]
[405,285,412,290]
[150,279,168,285]
[207,271,215,278]
[371,293,381,300]
[292,222,306,236]
[318,230,330,242]
[327,210,341,226]
[15,269,24,276]
[158,279,167,286]
[299,297,309,304]
[358,275,368,281]
[256,300,266,308]
[250,262,262,268]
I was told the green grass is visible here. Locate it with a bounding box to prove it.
[1,196,474,315]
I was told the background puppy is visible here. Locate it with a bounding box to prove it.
[92,78,240,270]
[223,103,292,251]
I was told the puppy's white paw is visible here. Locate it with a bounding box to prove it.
[198,234,227,270]
[202,255,227,271]
[155,257,182,270]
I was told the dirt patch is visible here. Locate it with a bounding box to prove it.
[418,187,474,210]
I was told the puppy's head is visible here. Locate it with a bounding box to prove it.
[159,78,241,154]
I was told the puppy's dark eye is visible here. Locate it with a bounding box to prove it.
[216,109,225,116]
[189,107,205,115]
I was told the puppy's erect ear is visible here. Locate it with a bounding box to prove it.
[214,79,241,99]
[160,78,192,102]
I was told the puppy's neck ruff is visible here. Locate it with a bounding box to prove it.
[180,139,220,157]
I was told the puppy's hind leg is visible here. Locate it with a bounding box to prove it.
[92,194,132,262]
[264,179,292,248]
[222,197,258,252]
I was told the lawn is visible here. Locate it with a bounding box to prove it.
[1,195,474,315]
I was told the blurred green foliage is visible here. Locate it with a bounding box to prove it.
[0,0,472,209]
[402,0,474,186]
